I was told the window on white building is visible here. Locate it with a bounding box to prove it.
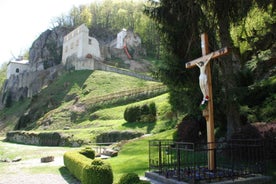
[16,68,19,73]
[88,39,92,45]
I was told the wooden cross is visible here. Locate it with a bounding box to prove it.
[185,33,230,171]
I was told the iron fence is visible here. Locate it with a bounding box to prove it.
[149,139,266,183]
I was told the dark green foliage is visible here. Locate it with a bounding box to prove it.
[239,77,276,122]
[140,104,150,116]
[79,147,95,159]
[118,173,140,184]
[39,132,61,146]
[64,151,113,184]
[173,115,206,142]
[149,102,157,117]
[145,0,275,138]
[95,131,144,143]
[124,106,141,122]
[82,158,113,184]
[124,103,157,123]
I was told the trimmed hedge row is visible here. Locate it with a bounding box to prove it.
[95,130,144,143]
[64,150,113,184]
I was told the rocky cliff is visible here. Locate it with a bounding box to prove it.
[0,26,73,109]
[29,26,73,68]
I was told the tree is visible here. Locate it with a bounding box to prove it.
[145,0,275,139]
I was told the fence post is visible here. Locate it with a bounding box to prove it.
[158,141,162,174]
[177,143,180,181]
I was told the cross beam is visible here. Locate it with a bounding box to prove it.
[186,47,229,68]
[185,33,230,171]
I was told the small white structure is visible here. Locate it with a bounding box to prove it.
[7,59,30,79]
[62,24,101,64]
[116,28,127,49]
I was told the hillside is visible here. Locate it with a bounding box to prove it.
[0,70,172,142]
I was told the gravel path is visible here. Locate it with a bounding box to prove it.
[0,157,80,184]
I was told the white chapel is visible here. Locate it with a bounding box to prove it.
[62,24,101,64]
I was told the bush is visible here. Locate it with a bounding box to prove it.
[64,151,113,184]
[149,102,157,116]
[124,103,157,123]
[124,106,141,122]
[174,115,206,142]
[83,158,113,184]
[64,151,91,181]
[79,147,95,159]
[118,173,140,184]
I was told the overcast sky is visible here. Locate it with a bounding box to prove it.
[0,0,94,66]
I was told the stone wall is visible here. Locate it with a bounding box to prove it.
[95,62,154,81]
[65,57,154,81]
[6,131,83,147]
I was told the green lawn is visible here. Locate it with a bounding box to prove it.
[0,130,175,183]
[107,129,175,183]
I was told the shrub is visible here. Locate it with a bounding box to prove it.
[124,102,157,123]
[64,151,91,181]
[174,115,206,142]
[124,106,141,122]
[140,114,156,123]
[149,102,157,116]
[64,151,113,184]
[140,104,150,116]
[118,173,140,184]
[79,147,95,159]
[83,158,113,184]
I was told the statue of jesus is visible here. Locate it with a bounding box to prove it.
[196,54,213,101]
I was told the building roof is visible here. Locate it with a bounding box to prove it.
[8,59,29,65]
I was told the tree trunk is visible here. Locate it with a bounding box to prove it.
[215,0,241,139]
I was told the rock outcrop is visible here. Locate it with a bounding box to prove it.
[29,26,73,67]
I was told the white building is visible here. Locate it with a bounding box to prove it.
[7,59,30,79]
[116,28,127,49]
[62,24,101,64]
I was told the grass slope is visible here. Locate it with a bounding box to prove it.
[0,70,171,141]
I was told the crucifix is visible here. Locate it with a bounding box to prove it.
[185,33,230,171]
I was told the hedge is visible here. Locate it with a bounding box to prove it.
[39,132,61,146]
[79,147,95,159]
[64,150,113,184]
[124,102,157,123]
[95,130,144,143]
[82,159,113,184]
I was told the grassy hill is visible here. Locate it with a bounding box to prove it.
[0,70,175,143]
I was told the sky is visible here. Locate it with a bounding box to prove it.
[0,0,94,66]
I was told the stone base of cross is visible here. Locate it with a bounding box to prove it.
[186,33,229,171]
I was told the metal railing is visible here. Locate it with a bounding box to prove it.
[149,139,266,183]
